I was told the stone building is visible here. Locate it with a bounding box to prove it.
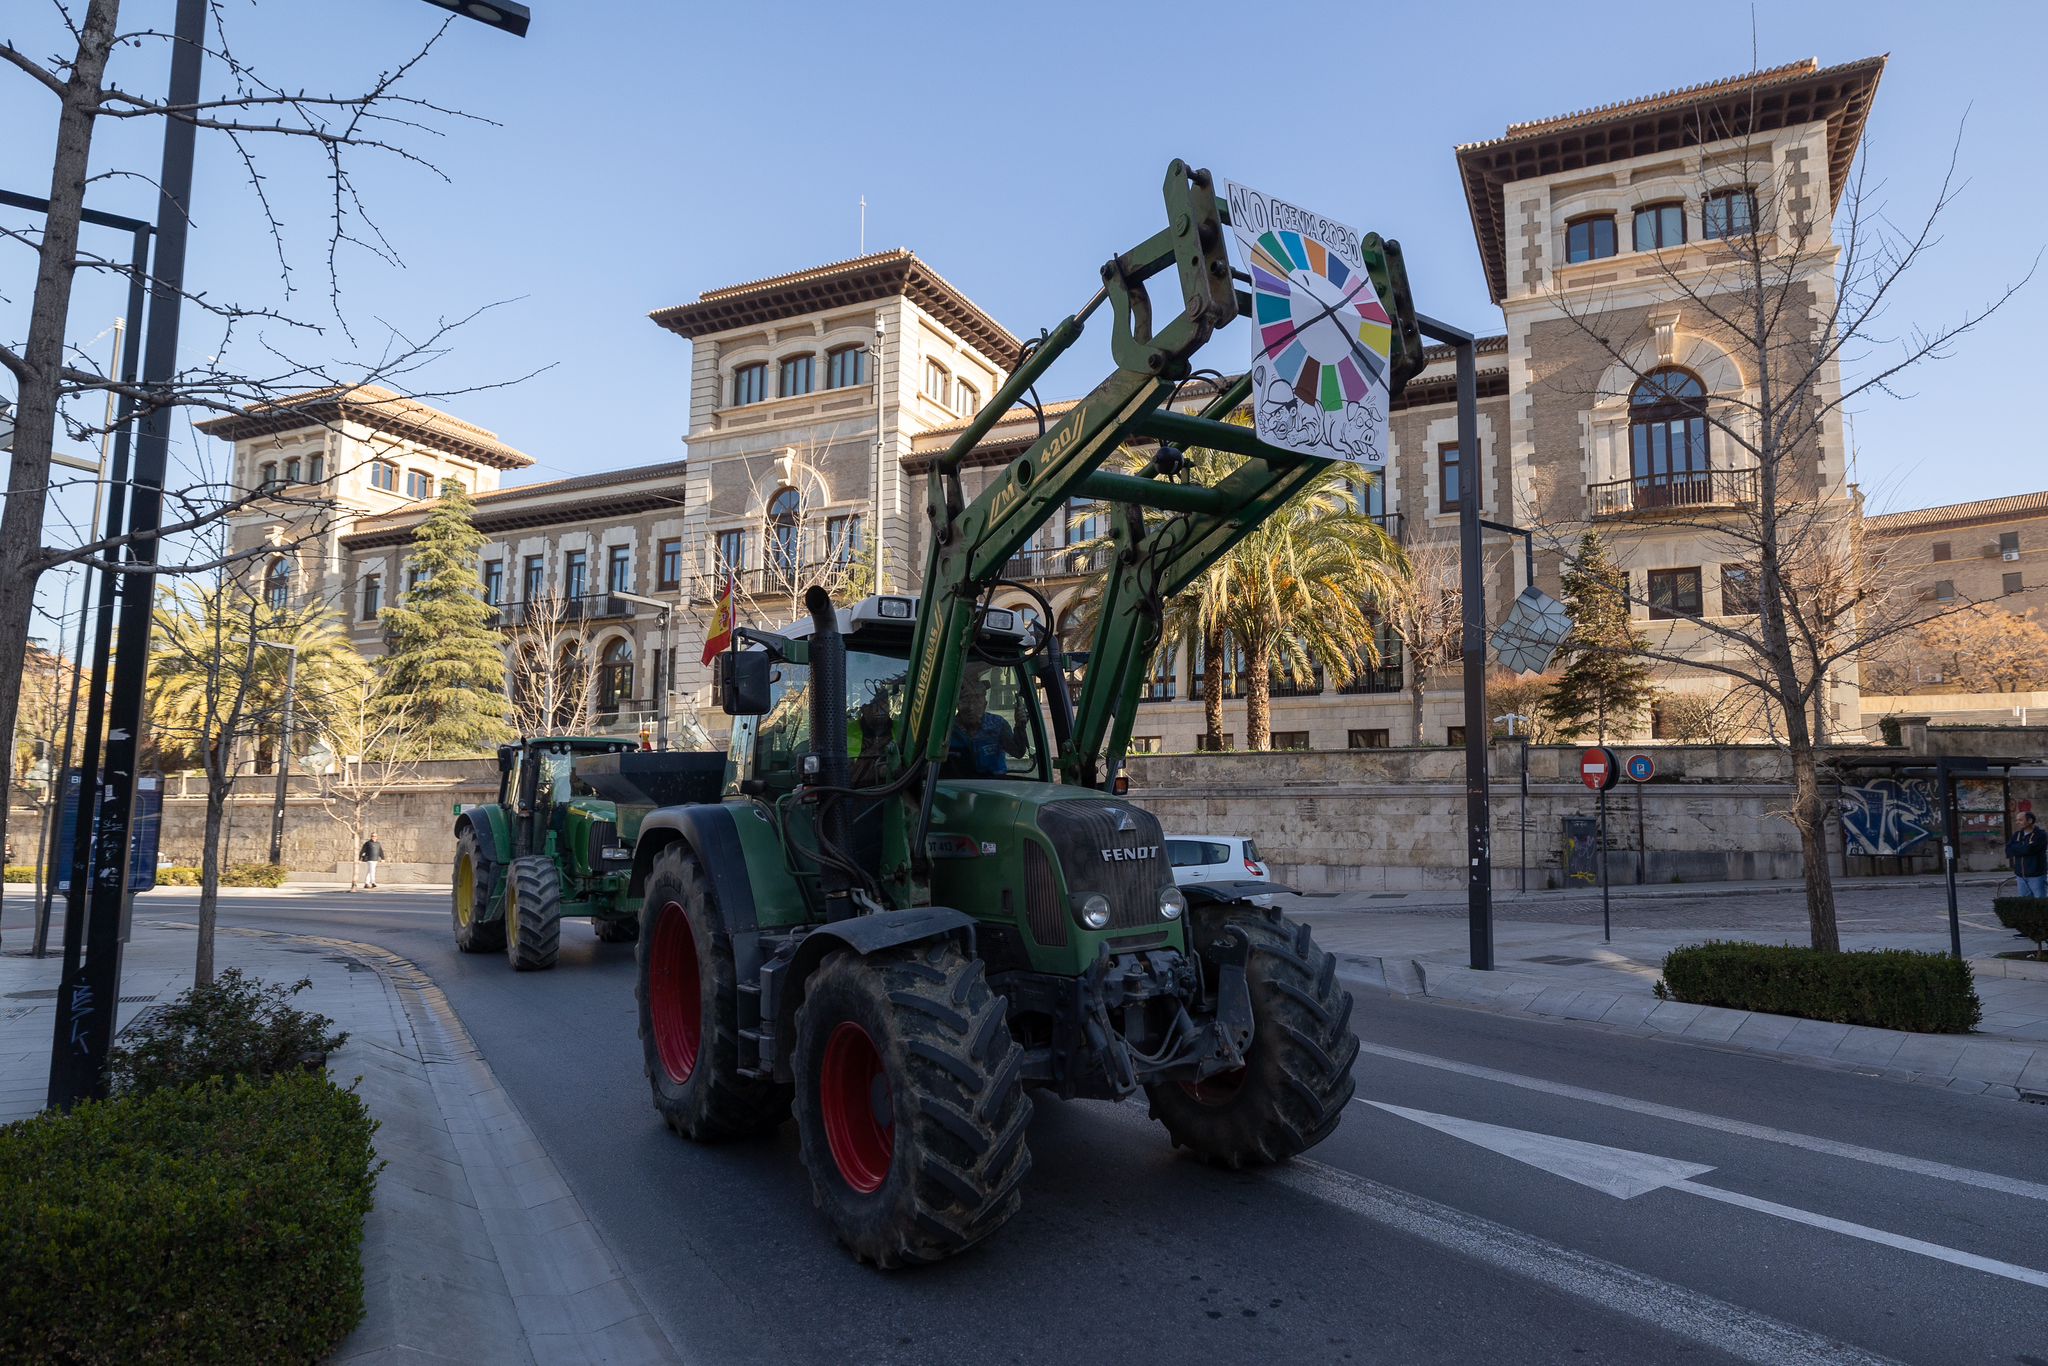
[1865,491,2048,622]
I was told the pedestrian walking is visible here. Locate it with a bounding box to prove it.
[2007,811,2047,899]
[359,834,386,890]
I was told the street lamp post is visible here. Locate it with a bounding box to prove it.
[255,639,299,865]
[611,591,676,749]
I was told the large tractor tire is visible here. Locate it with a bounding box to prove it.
[1145,911,1357,1169]
[635,844,787,1140]
[451,826,506,954]
[593,917,640,944]
[504,856,563,972]
[791,941,1032,1269]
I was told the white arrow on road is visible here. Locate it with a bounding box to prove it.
[1368,1101,2048,1290]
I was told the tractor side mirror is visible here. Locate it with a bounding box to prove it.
[497,746,516,775]
[717,650,772,716]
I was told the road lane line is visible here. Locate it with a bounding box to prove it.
[1352,1039,2048,1203]
[1277,1160,1901,1366]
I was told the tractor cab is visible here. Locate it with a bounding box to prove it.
[497,736,639,859]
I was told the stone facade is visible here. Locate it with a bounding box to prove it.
[1865,490,2048,624]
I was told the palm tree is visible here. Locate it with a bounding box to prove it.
[150,572,369,984]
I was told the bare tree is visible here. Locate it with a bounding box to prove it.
[1532,93,2030,950]
[506,589,595,738]
[1380,535,1464,745]
[0,2,529,913]
[319,687,428,887]
[1864,607,2048,696]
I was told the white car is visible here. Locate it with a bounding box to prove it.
[1164,835,1271,887]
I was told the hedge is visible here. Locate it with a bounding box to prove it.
[108,968,348,1098]
[1657,941,1981,1033]
[1993,897,2048,956]
[0,1074,380,1364]
[3,865,278,887]
[3,864,33,883]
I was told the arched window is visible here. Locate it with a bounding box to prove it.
[767,486,802,575]
[264,558,291,610]
[1629,368,1711,505]
[597,637,634,713]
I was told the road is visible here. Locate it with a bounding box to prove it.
[151,888,2048,1365]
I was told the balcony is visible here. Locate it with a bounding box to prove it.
[1364,511,1404,544]
[1001,546,1111,582]
[491,592,640,629]
[1589,466,1758,518]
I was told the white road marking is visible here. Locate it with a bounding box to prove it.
[1274,1160,1900,1366]
[1369,1102,2048,1292]
[1353,1038,2048,1203]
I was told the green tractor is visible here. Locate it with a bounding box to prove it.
[603,162,1421,1265]
[451,736,722,969]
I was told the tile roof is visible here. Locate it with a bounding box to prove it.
[1866,490,2048,534]
[195,384,535,470]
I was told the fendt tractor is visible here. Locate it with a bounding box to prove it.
[450,735,723,969]
[454,162,1425,1265]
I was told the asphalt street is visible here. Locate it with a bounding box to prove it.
[153,889,2048,1365]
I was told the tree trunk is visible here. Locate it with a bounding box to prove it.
[1202,629,1225,749]
[1786,726,1839,953]
[1245,635,1272,751]
[0,0,122,936]
[197,771,226,986]
[1409,674,1426,745]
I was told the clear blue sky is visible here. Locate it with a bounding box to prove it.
[4,0,2042,560]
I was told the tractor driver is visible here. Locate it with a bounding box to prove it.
[946,670,1030,778]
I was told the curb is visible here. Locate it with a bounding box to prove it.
[1339,957,2048,1105]
[198,925,681,1365]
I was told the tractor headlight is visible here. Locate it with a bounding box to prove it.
[1159,886,1186,920]
[1076,893,1112,930]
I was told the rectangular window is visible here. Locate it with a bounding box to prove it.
[2001,531,2021,554]
[825,514,863,565]
[1348,728,1391,749]
[369,460,396,491]
[284,457,301,482]
[658,539,682,590]
[1270,730,1311,751]
[778,354,814,398]
[2006,572,2024,595]
[308,453,325,482]
[482,560,504,605]
[405,565,426,594]
[826,345,869,389]
[924,358,951,409]
[1648,567,1704,620]
[716,529,748,574]
[1195,733,1235,752]
[563,548,588,600]
[523,555,545,604]
[1127,736,1162,755]
[1702,188,1756,240]
[1633,202,1685,251]
[730,362,767,406]
[405,469,432,499]
[258,461,278,490]
[1931,540,1952,562]
[360,574,381,620]
[1438,443,1461,511]
[1446,726,1467,747]
[607,545,632,594]
[1565,215,1617,263]
[1719,563,1759,617]
[1068,498,1107,547]
[956,380,981,416]
[1933,579,1956,603]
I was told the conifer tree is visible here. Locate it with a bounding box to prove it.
[377,481,513,755]
[1547,531,1655,741]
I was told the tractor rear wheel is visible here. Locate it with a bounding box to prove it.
[451,826,505,954]
[593,917,639,944]
[1145,911,1357,1169]
[634,844,787,1140]
[791,942,1032,1268]
[504,856,563,971]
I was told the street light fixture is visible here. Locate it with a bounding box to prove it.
[417,0,531,36]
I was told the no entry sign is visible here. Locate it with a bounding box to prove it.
[1580,746,1620,792]
[1626,753,1655,783]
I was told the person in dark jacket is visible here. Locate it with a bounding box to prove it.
[2007,812,2047,898]
[359,835,385,890]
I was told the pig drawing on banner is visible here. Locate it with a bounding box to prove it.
[1226,181,1391,469]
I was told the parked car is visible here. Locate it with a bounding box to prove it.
[1164,834,1271,886]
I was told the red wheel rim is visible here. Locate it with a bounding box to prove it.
[820,1021,893,1193]
[1181,1067,1246,1106]
[650,900,702,1083]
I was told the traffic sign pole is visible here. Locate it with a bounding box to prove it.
[1580,747,1619,942]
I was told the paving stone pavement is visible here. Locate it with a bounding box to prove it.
[0,920,680,1365]
[1293,891,2048,1101]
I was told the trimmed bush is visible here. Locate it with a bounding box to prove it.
[108,969,348,1097]
[1657,940,1981,1033]
[221,861,290,887]
[1993,897,2048,957]
[157,865,200,885]
[3,864,34,883]
[0,1073,380,1363]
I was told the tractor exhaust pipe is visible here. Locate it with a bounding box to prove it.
[804,587,855,921]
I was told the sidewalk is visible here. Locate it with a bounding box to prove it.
[1295,869,2008,914]
[1,921,677,1365]
[1293,900,2048,1101]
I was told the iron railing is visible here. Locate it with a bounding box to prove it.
[1588,466,1758,518]
[489,592,640,628]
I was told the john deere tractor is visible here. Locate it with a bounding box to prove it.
[451,736,722,969]
[600,162,1422,1265]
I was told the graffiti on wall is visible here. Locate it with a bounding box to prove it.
[1840,778,1938,857]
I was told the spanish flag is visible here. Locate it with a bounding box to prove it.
[701,572,736,665]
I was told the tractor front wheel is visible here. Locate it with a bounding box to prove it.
[1145,911,1357,1168]
[451,826,505,954]
[634,844,787,1140]
[504,856,563,971]
[792,942,1032,1268]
